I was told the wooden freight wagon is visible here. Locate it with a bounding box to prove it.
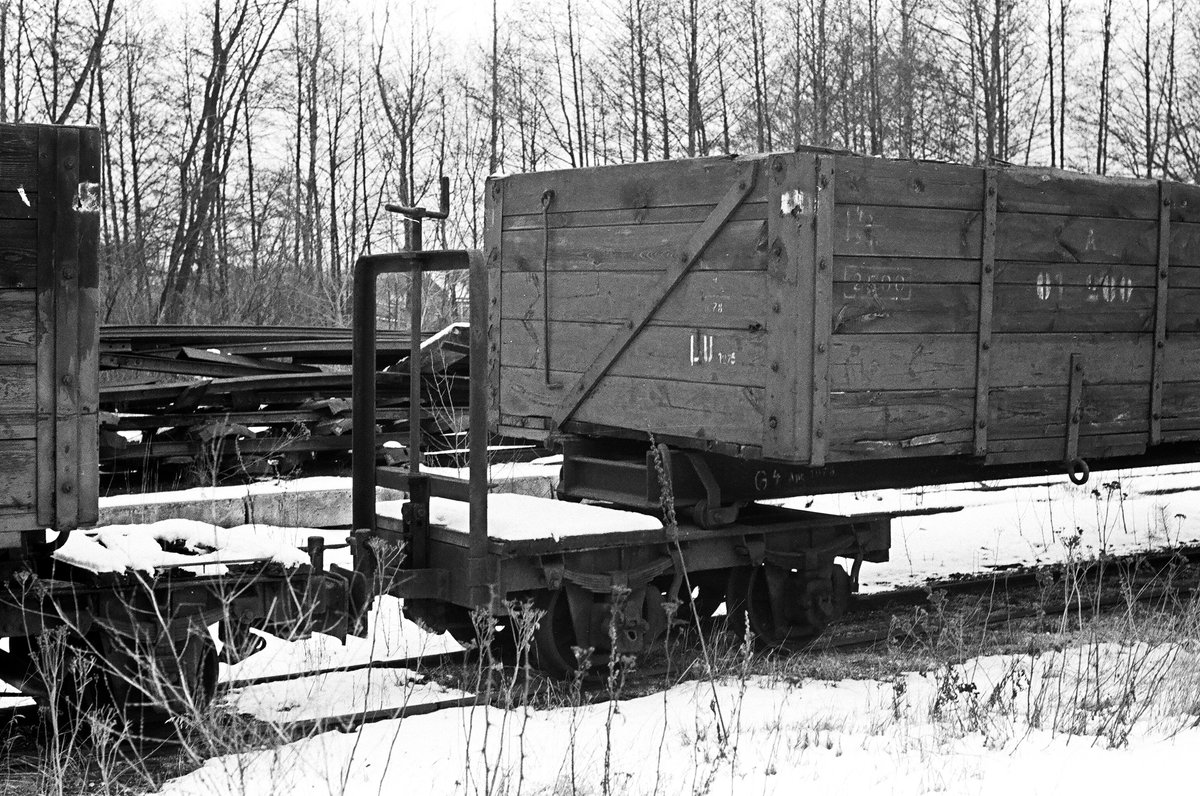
[488,151,1200,507]
[0,123,100,548]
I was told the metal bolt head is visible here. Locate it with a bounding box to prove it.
[988,186,996,197]
[61,483,72,494]
[1157,340,1165,349]
[772,160,783,173]
[770,362,780,372]
[772,244,783,258]
[1161,269,1169,279]
[772,302,781,313]
[817,343,827,354]
[818,259,827,271]
[815,428,824,438]
[978,420,987,429]
[768,416,778,429]
[984,264,993,274]
[738,181,747,191]
[981,341,990,351]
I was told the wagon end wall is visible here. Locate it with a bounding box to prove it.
[0,124,100,537]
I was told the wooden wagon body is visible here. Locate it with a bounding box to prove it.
[487,150,1200,481]
[0,123,100,545]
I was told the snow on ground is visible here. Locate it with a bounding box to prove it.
[159,641,1200,795]
[223,667,468,724]
[220,596,461,686]
[788,462,1200,592]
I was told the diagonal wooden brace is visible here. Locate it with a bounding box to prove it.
[551,161,759,429]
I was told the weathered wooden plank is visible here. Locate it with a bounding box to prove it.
[834,256,1155,289]
[1171,183,1200,224]
[831,333,1165,392]
[55,127,81,529]
[0,440,36,512]
[0,191,36,219]
[1169,222,1200,265]
[0,365,36,439]
[35,127,56,526]
[0,290,36,363]
[991,383,1149,440]
[996,213,1158,263]
[997,168,1157,219]
[829,383,1153,459]
[834,205,982,259]
[1164,289,1200,332]
[501,367,764,446]
[502,319,766,387]
[763,152,814,461]
[984,434,1148,466]
[503,202,766,232]
[833,282,1153,334]
[1168,267,1200,289]
[501,270,767,330]
[834,156,982,210]
[0,219,37,287]
[829,389,974,456]
[501,219,768,273]
[835,256,977,285]
[501,154,768,216]
[1162,382,1200,438]
[0,126,38,185]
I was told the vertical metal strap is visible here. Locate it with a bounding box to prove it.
[35,127,57,527]
[54,127,80,530]
[811,156,835,467]
[1151,181,1171,446]
[540,189,556,384]
[484,178,504,430]
[1066,354,1084,462]
[973,167,998,457]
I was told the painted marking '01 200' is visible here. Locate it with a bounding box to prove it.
[1035,270,1134,303]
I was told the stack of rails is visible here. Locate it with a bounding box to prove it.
[98,324,472,487]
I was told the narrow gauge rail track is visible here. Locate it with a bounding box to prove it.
[246,542,1200,739]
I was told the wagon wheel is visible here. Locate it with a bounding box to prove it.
[725,564,852,647]
[725,565,784,645]
[406,599,517,661]
[97,620,220,730]
[531,586,668,678]
[531,588,579,678]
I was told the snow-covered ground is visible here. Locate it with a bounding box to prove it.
[796,462,1200,592]
[9,463,1200,793]
[161,641,1200,795]
[153,463,1200,795]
